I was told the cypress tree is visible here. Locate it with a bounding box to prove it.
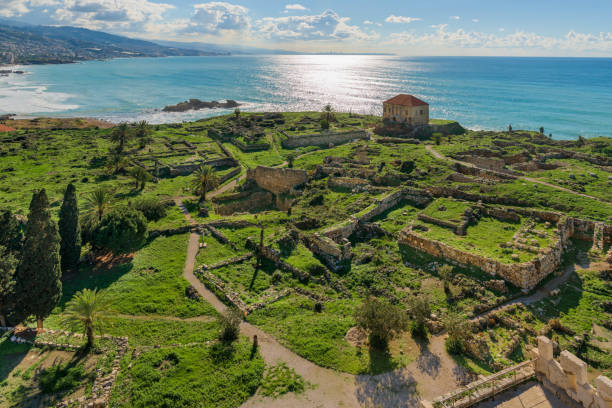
[0,246,17,327]
[59,183,81,272]
[15,189,62,330]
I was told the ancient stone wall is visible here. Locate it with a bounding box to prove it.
[281,130,368,148]
[398,217,571,290]
[532,336,612,408]
[247,166,308,195]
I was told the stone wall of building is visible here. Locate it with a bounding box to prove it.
[398,216,572,290]
[247,166,308,195]
[281,130,368,148]
[532,336,612,408]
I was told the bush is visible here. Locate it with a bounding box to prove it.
[91,206,148,253]
[443,311,472,355]
[408,294,431,338]
[355,297,408,349]
[218,307,243,342]
[39,363,88,393]
[132,197,168,221]
[320,119,330,130]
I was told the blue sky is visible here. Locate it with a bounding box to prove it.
[3,0,612,56]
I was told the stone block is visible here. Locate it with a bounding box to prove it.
[538,336,553,362]
[594,393,612,408]
[560,350,588,386]
[596,376,612,400]
[577,382,595,408]
[547,360,567,389]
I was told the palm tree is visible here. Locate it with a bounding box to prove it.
[110,122,131,153]
[191,165,219,202]
[130,167,151,190]
[322,104,336,123]
[61,288,113,348]
[86,187,112,222]
[105,153,130,175]
[135,120,152,148]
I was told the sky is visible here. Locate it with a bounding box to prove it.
[2,0,612,56]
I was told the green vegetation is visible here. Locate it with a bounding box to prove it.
[260,363,308,397]
[58,183,81,272]
[60,288,113,347]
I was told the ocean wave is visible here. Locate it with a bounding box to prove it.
[0,72,79,114]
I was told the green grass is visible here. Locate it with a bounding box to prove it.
[111,339,264,408]
[259,363,308,397]
[50,234,216,319]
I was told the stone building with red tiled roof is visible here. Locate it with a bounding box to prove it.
[382,94,429,126]
[0,124,16,132]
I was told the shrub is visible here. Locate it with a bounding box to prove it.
[132,198,168,221]
[91,206,148,253]
[320,119,330,130]
[39,363,88,393]
[443,311,472,354]
[355,297,408,349]
[408,294,431,338]
[218,307,243,342]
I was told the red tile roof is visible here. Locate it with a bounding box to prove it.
[0,124,16,132]
[383,94,428,107]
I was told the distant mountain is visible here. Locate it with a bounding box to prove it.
[154,40,298,55]
[0,23,226,65]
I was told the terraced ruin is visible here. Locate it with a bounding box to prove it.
[0,111,610,408]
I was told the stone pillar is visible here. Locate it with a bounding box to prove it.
[536,336,553,375]
[595,376,612,408]
[560,350,587,388]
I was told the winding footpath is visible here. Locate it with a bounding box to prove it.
[173,162,590,407]
[425,145,611,204]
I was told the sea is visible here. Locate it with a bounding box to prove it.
[1,55,612,139]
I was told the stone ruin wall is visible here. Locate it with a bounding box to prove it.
[399,213,610,290]
[532,336,612,408]
[281,130,368,148]
[247,166,308,195]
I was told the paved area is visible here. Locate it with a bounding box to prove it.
[477,382,570,408]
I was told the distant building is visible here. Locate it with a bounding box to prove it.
[383,94,429,126]
[0,124,16,132]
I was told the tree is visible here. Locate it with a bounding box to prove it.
[434,133,442,145]
[105,153,129,175]
[14,189,62,330]
[0,246,17,327]
[438,264,454,294]
[322,104,336,122]
[355,297,408,349]
[110,122,131,153]
[218,306,242,342]
[408,294,431,337]
[91,206,147,253]
[59,183,81,272]
[191,165,219,202]
[61,288,113,347]
[320,119,330,130]
[129,167,151,190]
[286,152,296,168]
[134,120,152,149]
[577,135,585,147]
[0,210,24,327]
[234,108,241,119]
[86,187,112,222]
[443,311,472,354]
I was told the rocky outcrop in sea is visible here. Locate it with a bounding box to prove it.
[162,99,240,112]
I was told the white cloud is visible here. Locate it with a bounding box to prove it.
[450,15,460,20]
[0,0,31,17]
[472,18,479,23]
[388,25,612,52]
[385,15,421,24]
[285,3,306,11]
[53,0,173,30]
[258,9,377,41]
[363,20,373,25]
[499,27,505,32]
[183,2,249,33]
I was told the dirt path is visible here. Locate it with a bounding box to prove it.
[425,145,610,204]
[175,188,469,407]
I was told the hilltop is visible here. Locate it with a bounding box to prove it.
[0,22,227,65]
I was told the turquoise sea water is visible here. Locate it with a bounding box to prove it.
[1,55,611,139]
